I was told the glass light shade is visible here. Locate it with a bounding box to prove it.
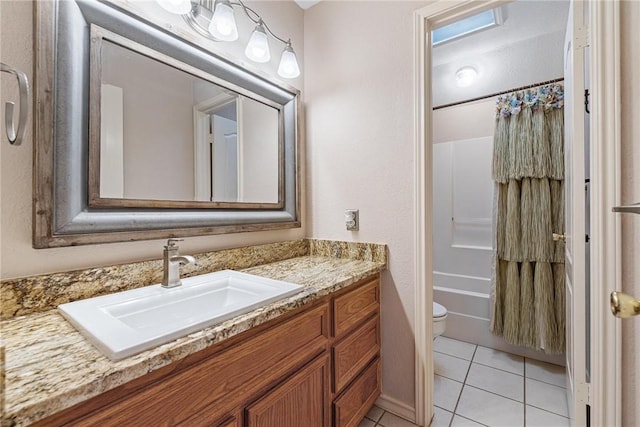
[455,66,477,87]
[245,23,271,63]
[156,0,192,14]
[277,45,300,79]
[208,0,238,41]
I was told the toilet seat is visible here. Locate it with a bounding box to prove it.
[433,302,447,318]
[433,302,447,337]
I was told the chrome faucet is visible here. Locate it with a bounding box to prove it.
[162,239,196,288]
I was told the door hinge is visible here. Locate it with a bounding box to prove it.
[577,382,592,405]
[584,89,590,114]
[586,234,590,243]
[575,25,589,49]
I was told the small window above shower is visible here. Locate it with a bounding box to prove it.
[432,8,503,46]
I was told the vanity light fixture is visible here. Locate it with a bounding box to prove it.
[277,41,301,79]
[207,0,238,41]
[157,0,301,79]
[244,20,270,63]
[455,66,478,87]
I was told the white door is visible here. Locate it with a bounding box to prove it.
[564,0,590,425]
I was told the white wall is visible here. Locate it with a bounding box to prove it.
[0,0,304,279]
[304,0,427,410]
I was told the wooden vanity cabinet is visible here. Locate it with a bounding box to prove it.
[331,277,381,427]
[34,274,380,427]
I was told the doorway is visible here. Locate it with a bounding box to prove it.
[412,1,620,426]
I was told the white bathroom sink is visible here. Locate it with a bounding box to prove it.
[58,270,303,361]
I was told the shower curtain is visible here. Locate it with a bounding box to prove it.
[489,84,566,354]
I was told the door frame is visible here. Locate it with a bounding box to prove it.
[412,1,621,426]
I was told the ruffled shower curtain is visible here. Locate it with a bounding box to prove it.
[489,84,566,354]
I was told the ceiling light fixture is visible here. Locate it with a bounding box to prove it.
[158,0,301,79]
[455,66,478,87]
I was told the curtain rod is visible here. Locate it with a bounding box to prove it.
[433,77,564,111]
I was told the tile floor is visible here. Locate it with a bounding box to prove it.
[359,336,569,427]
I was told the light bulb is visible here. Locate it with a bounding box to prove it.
[277,43,300,79]
[156,0,192,15]
[208,0,238,41]
[245,22,271,63]
[455,66,477,87]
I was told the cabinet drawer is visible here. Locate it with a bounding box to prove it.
[333,278,379,338]
[333,358,381,427]
[245,355,330,427]
[74,303,329,426]
[333,316,379,394]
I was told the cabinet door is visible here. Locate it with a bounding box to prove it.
[246,355,330,427]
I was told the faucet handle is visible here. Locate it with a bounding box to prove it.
[165,238,183,249]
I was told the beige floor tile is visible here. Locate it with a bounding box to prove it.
[365,405,385,422]
[435,351,471,382]
[466,363,524,402]
[430,406,453,427]
[525,358,566,387]
[526,405,570,427]
[378,412,419,427]
[472,346,524,375]
[359,418,376,427]
[450,415,486,426]
[434,374,463,412]
[456,385,524,427]
[526,378,569,417]
[434,336,477,360]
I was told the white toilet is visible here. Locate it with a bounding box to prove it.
[433,302,448,337]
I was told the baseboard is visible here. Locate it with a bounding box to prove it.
[375,394,417,424]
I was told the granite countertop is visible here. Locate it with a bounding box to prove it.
[1,255,385,426]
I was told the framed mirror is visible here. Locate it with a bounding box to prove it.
[34,0,300,248]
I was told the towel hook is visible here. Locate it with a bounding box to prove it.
[1,62,29,146]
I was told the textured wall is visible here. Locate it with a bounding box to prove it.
[620,2,640,425]
[0,1,304,279]
[304,0,427,410]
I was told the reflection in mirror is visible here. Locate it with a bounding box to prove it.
[98,38,280,205]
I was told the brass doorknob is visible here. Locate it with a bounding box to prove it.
[610,291,640,318]
[553,233,567,242]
